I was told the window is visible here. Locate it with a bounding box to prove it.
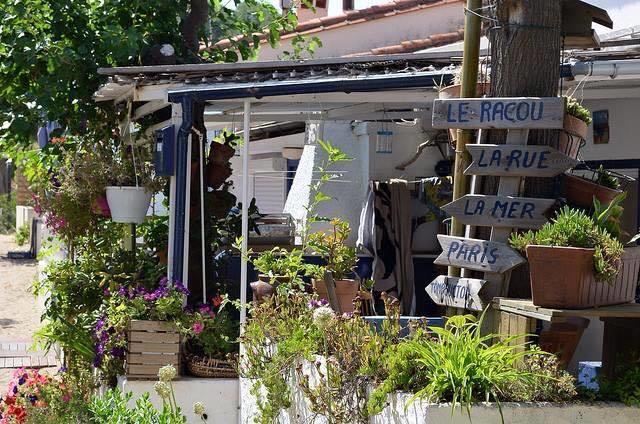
[593,110,609,144]
[343,0,354,10]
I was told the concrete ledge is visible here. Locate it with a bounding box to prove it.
[118,376,239,424]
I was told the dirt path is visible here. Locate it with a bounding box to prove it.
[0,233,42,388]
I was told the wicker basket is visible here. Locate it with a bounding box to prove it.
[186,354,238,378]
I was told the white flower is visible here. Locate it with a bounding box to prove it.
[158,364,177,382]
[193,401,206,416]
[154,381,171,399]
[313,306,335,330]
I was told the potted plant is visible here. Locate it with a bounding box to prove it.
[105,139,164,224]
[184,295,239,378]
[564,165,624,209]
[558,96,592,158]
[139,215,169,264]
[206,131,237,189]
[509,206,635,309]
[307,218,359,313]
[247,247,306,303]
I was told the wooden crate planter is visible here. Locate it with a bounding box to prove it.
[127,320,181,379]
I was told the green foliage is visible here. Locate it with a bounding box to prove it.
[139,215,169,252]
[377,314,538,420]
[0,193,16,234]
[281,35,323,60]
[15,223,30,246]
[306,218,357,280]
[0,0,305,151]
[595,165,621,190]
[501,346,577,402]
[593,192,626,241]
[184,296,238,359]
[565,96,592,125]
[510,207,624,282]
[598,359,640,406]
[88,389,185,424]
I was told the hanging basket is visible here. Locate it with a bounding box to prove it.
[186,354,238,378]
[106,186,152,224]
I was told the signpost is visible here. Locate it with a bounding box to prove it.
[426,276,487,312]
[432,97,564,130]
[431,96,565,308]
[465,144,577,177]
[434,235,525,274]
[441,194,555,229]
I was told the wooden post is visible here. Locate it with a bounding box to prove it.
[323,271,342,315]
[448,0,483,279]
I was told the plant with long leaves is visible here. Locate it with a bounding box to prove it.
[402,314,540,422]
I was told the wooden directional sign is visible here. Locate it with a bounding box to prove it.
[426,276,488,312]
[434,235,525,274]
[432,97,564,129]
[465,144,578,177]
[441,194,555,229]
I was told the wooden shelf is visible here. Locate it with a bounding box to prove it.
[492,298,640,323]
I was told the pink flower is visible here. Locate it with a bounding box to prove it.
[192,322,204,335]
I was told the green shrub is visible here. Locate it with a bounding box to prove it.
[89,389,185,423]
[369,314,539,420]
[0,193,16,234]
[598,359,640,406]
[15,223,30,246]
[510,207,624,282]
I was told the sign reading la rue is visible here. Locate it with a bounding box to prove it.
[434,235,525,273]
[442,194,554,229]
[465,144,577,177]
[426,276,487,312]
[432,97,564,129]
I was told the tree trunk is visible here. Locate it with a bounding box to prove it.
[487,0,562,297]
[182,0,209,60]
[0,159,8,195]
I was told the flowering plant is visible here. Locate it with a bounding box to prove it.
[0,368,91,424]
[184,295,238,359]
[93,277,189,377]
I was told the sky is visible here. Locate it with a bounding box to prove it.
[589,0,640,32]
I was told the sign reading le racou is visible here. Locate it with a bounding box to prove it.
[432,97,565,130]
[434,235,526,274]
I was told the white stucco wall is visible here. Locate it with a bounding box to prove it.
[257,1,464,60]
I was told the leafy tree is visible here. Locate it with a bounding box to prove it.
[0,0,303,153]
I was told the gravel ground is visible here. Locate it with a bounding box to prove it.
[0,233,42,388]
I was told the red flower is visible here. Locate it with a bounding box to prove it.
[212,295,223,308]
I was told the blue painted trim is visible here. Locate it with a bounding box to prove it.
[171,97,194,283]
[167,72,453,102]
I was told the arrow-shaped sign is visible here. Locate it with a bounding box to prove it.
[465,144,578,177]
[434,235,526,274]
[441,194,555,229]
[426,275,488,312]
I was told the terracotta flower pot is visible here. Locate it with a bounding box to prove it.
[312,278,359,313]
[209,143,235,165]
[564,173,622,209]
[557,114,589,159]
[438,83,490,144]
[526,245,639,309]
[250,275,291,303]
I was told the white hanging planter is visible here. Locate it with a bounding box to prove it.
[106,186,153,224]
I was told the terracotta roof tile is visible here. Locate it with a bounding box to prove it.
[210,0,463,50]
[357,28,464,56]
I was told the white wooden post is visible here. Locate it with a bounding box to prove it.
[240,99,251,326]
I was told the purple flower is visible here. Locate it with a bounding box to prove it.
[28,395,37,404]
[58,366,67,373]
[12,386,17,394]
[17,377,25,386]
[117,286,128,297]
[103,287,110,296]
[110,347,126,359]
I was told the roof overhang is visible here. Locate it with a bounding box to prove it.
[562,0,613,48]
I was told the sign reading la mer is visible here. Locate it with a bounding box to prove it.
[426,276,487,312]
[442,194,555,229]
[465,144,578,177]
[432,97,565,129]
[434,235,525,274]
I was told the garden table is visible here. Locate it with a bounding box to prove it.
[491,298,640,377]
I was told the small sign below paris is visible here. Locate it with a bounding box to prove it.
[465,144,577,177]
[434,235,525,274]
[432,97,564,129]
[426,276,488,312]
